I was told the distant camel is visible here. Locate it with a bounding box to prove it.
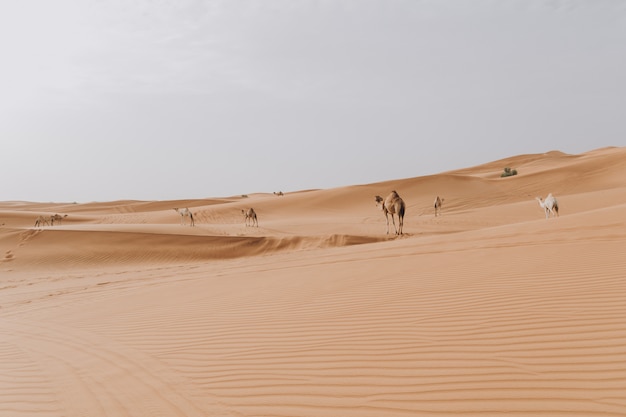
[273,191,284,196]
[434,196,444,217]
[375,190,406,235]
[242,208,258,227]
[34,215,50,227]
[50,214,67,226]
[174,208,195,226]
[536,193,559,219]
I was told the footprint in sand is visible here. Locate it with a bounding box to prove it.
[1,229,43,264]
[1,250,14,263]
[18,229,42,247]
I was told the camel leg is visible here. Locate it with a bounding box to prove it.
[385,212,390,234]
[391,214,398,235]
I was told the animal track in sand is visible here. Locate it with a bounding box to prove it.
[2,250,14,263]
[0,229,43,265]
[18,229,42,247]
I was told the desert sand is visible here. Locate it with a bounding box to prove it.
[1,146,625,416]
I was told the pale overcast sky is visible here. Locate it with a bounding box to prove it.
[1,0,625,202]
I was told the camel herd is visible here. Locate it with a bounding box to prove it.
[30,193,559,234]
[373,191,559,235]
[34,214,67,228]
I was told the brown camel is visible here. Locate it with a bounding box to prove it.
[242,208,258,227]
[50,213,67,226]
[434,196,444,217]
[34,215,50,228]
[375,190,406,235]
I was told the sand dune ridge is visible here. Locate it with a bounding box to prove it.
[1,147,626,416]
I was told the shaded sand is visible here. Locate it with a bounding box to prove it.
[1,146,626,416]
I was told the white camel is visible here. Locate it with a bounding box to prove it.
[50,213,67,226]
[242,208,258,227]
[375,190,406,235]
[174,208,195,226]
[536,193,559,219]
[434,196,444,217]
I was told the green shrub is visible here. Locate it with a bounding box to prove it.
[501,167,518,177]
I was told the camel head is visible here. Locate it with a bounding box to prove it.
[375,196,384,209]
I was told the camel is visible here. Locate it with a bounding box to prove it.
[34,215,50,228]
[536,193,559,219]
[174,208,195,226]
[50,214,67,226]
[434,196,444,217]
[273,191,284,196]
[375,190,406,235]
[242,208,258,227]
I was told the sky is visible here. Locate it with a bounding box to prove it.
[1,0,625,202]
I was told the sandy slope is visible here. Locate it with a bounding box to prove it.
[1,147,625,416]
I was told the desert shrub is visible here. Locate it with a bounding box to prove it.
[501,167,518,177]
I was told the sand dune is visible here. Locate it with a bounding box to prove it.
[1,147,626,416]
